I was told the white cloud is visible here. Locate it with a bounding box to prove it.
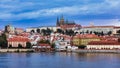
[0,0,120,21]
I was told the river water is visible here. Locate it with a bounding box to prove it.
[0,52,120,68]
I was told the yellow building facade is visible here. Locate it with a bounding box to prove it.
[73,34,100,46]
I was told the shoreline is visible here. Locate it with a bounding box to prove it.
[72,49,120,53]
[1,49,120,53]
[0,49,35,53]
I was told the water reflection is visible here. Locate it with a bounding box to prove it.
[0,53,120,68]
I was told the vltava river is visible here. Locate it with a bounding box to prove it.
[0,52,120,68]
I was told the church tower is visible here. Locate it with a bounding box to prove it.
[56,17,60,26]
[59,15,64,26]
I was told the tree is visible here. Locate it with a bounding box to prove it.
[94,31,98,35]
[0,33,7,48]
[36,29,40,33]
[26,42,32,48]
[69,29,74,36]
[57,29,63,33]
[65,29,74,36]
[31,30,35,33]
[51,43,55,48]
[41,29,46,36]
[101,31,104,36]
[75,32,78,35]
[117,30,120,34]
[86,30,89,34]
[18,44,23,48]
[9,44,12,48]
[90,31,92,34]
[78,45,86,49]
[107,31,112,36]
[46,40,50,44]
[46,28,52,35]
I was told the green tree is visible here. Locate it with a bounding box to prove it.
[78,45,86,49]
[51,43,55,48]
[90,31,92,34]
[0,33,7,48]
[107,31,112,36]
[41,29,46,36]
[9,44,12,48]
[18,44,23,48]
[39,39,50,44]
[86,30,89,34]
[26,42,32,48]
[65,29,74,36]
[31,30,35,33]
[57,29,63,33]
[36,29,40,33]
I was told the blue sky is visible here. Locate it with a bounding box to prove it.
[0,0,120,29]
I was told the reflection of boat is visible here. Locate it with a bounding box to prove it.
[56,48,67,52]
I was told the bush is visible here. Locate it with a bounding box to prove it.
[26,42,32,48]
[78,45,86,49]
[18,44,23,48]
[39,40,50,44]
[51,43,55,48]
[9,44,12,48]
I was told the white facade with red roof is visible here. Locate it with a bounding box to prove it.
[87,40,120,49]
[7,36,30,47]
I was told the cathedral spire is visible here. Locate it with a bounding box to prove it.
[56,17,60,26]
[60,15,64,25]
[60,15,64,20]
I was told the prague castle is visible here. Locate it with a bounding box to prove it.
[56,16,81,30]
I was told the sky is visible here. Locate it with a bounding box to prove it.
[0,0,120,29]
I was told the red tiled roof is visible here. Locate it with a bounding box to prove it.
[99,36,118,41]
[39,44,50,46]
[15,28,24,30]
[8,36,30,42]
[88,41,120,45]
[114,26,120,28]
[74,34,99,39]
[60,24,81,29]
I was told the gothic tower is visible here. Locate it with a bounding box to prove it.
[56,17,60,26]
[60,15,64,26]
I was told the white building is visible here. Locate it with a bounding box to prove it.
[87,41,120,49]
[113,26,120,34]
[80,26,114,34]
[26,26,60,33]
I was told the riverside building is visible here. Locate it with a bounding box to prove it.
[72,34,100,46]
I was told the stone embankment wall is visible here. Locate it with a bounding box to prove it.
[72,49,120,53]
[0,49,34,52]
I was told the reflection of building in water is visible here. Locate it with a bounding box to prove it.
[57,52,73,57]
[86,53,120,61]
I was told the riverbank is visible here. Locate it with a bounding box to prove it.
[0,49,34,52]
[1,49,120,53]
[72,49,120,53]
